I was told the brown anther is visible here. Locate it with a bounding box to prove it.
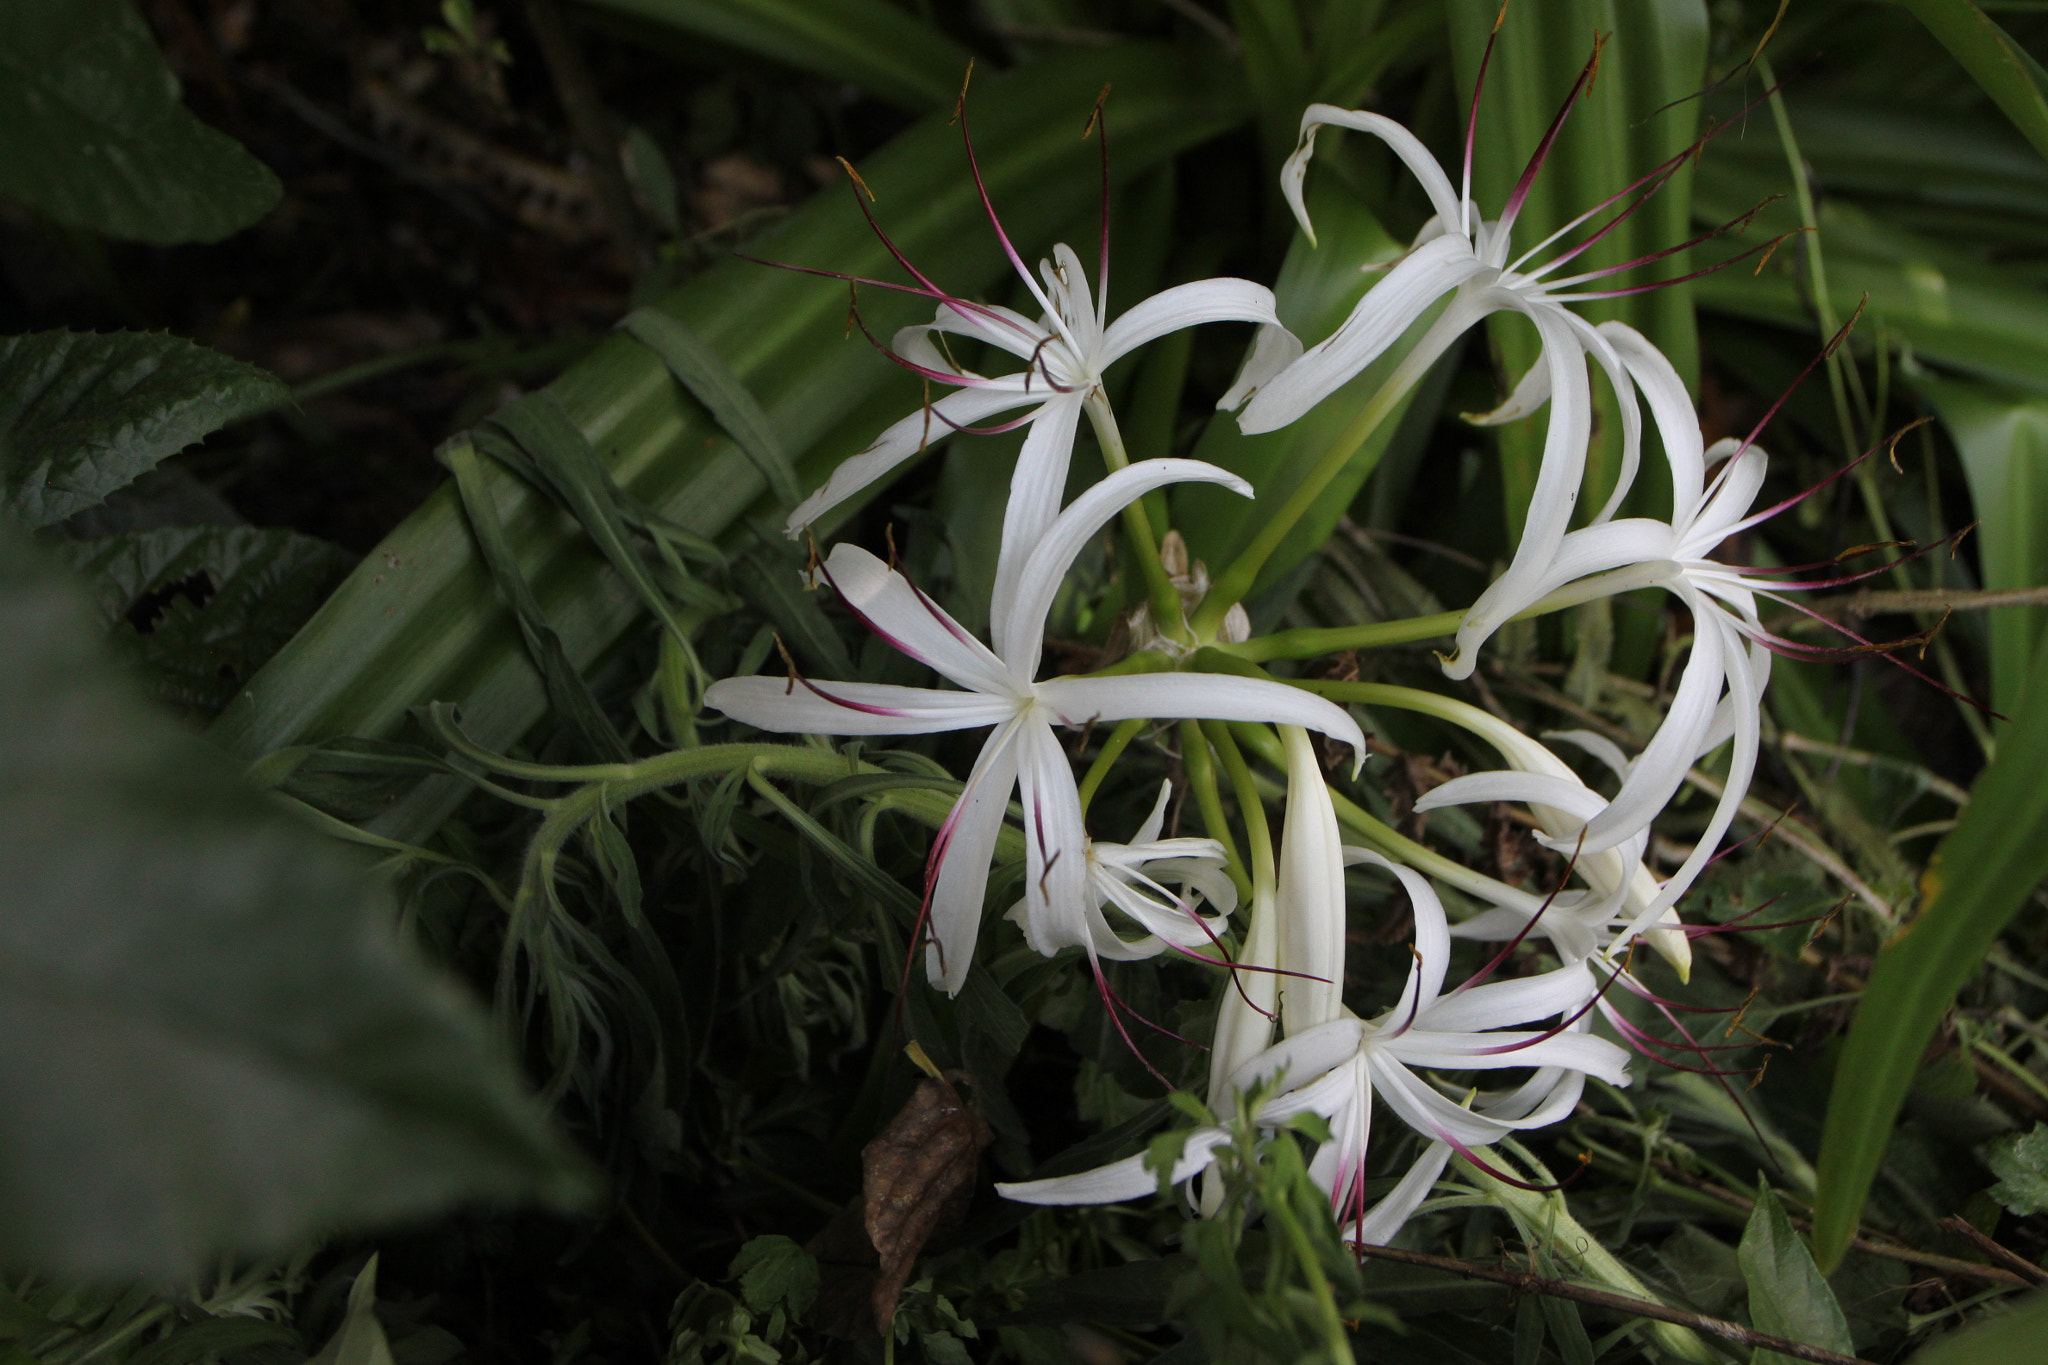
[950,59,975,126]
[1885,416,1933,472]
[836,156,876,203]
[774,632,801,695]
[1583,30,1609,96]
[1082,83,1112,139]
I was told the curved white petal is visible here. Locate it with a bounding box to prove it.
[786,385,1041,535]
[1012,720,1091,958]
[1229,1016,1366,1099]
[1038,673,1364,761]
[706,676,1017,736]
[1369,1057,1514,1147]
[996,1126,1235,1205]
[1279,727,1348,1034]
[1209,881,1279,1114]
[1348,1142,1453,1247]
[821,544,1015,696]
[1237,234,1493,434]
[1444,300,1594,678]
[989,394,1088,660]
[1000,458,1252,674]
[1281,105,1464,247]
[1100,277,1286,366]
[1418,966,1594,1034]
[1581,605,1728,853]
[1219,321,1307,411]
[1598,320,1705,525]
[1349,848,1450,1024]
[924,720,1024,995]
[1465,352,1552,426]
[1383,1029,1631,1085]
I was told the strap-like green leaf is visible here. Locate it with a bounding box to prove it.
[1812,628,2048,1271]
[622,307,803,508]
[572,0,970,109]
[1898,0,2048,164]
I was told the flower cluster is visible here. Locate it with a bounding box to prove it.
[703,54,1819,1250]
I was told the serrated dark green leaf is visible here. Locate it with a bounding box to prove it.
[0,522,593,1280]
[0,331,288,530]
[731,1235,818,1318]
[1986,1123,2048,1216]
[53,525,353,717]
[1740,1185,1855,1365]
[0,0,280,243]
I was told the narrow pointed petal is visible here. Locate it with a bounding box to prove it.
[1348,1142,1453,1247]
[1039,673,1364,759]
[1209,881,1278,1113]
[1000,459,1251,674]
[1281,105,1465,246]
[1279,727,1348,1033]
[706,676,1017,736]
[925,723,1024,995]
[1370,1059,1515,1147]
[786,385,1041,535]
[1581,608,1727,852]
[1099,278,1287,366]
[989,395,1088,664]
[1236,235,1493,434]
[1465,353,1551,426]
[822,544,1016,695]
[996,1127,1235,1205]
[1013,720,1092,957]
[1416,967,1593,1034]
[1348,849,1449,1023]
[1228,1017,1366,1099]
[1218,321,1306,411]
[1385,1030,1631,1083]
[1598,320,1706,524]
[1133,780,1173,844]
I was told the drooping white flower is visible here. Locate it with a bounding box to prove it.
[707,460,1363,995]
[1011,781,1236,963]
[998,850,1628,1248]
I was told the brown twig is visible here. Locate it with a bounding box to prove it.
[1350,1242,1877,1365]
[1937,1217,2048,1287]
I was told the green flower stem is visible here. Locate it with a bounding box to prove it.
[1181,718,1251,901]
[1192,347,1435,638]
[1262,1172,1358,1365]
[1460,1149,1716,1365]
[1215,611,1463,662]
[1203,719,1275,902]
[1088,391,1190,646]
[1078,717,1148,815]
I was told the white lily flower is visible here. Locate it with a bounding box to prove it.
[1426,434,1776,939]
[707,460,1364,995]
[998,849,1628,1243]
[781,127,1299,634]
[1009,781,1237,962]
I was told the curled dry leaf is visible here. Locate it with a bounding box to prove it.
[863,1073,992,1336]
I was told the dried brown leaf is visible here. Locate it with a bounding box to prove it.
[862,1074,990,1335]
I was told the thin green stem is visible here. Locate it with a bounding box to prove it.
[1218,611,1462,662]
[1264,1184,1357,1364]
[1088,392,1189,646]
[1078,717,1148,815]
[1181,718,1250,900]
[1204,719,1275,893]
[1194,340,1438,636]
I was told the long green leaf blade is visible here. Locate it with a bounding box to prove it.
[1897,0,2048,163]
[1812,629,2048,1271]
[573,0,970,109]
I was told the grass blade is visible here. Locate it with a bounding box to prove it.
[1897,0,2048,163]
[1812,629,2048,1272]
[621,307,802,508]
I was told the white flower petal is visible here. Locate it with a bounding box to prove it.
[821,544,1015,695]
[705,676,1017,736]
[1465,352,1551,426]
[1598,320,1705,525]
[1218,321,1307,411]
[1348,848,1450,1024]
[996,1126,1235,1205]
[785,385,1040,535]
[989,394,1088,662]
[1099,277,1286,365]
[1279,727,1349,1033]
[1000,459,1252,673]
[1281,105,1465,248]
[1013,720,1091,958]
[1039,673,1364,760]
[1384,1029,1631,1085]
[1417,966,1594,1034]
[924,720,1024,995]
[1237,235,1493,433]
[1369,1058,1513,1147]
[1348,1142,1453,1247]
